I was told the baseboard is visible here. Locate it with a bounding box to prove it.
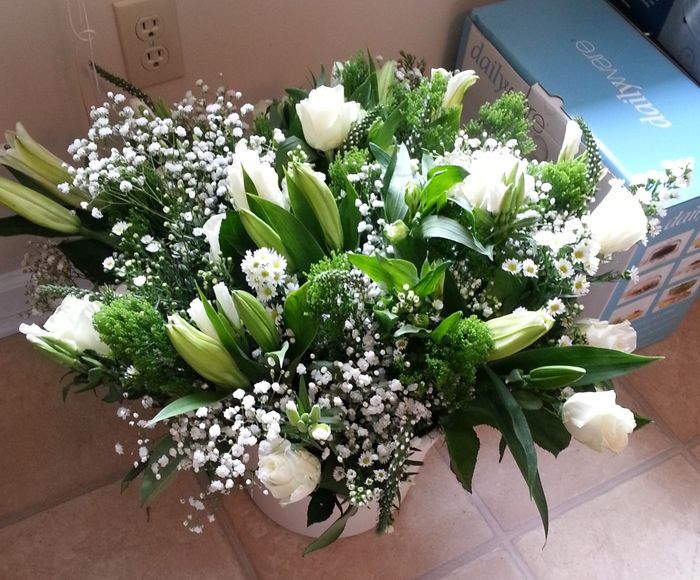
[0,268,30,338]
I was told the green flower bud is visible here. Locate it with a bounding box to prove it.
[166,314,248,387]
[287,163,343,251]
[486,309,554,361]
[384,219,409,243]
[231,290,280,353]
[309,404,321,423]
[285,400,301,424]
[238,209,289,258]
[0,175,81,234]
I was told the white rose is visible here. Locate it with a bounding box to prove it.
[256,439,321,505]
[201,213,225,262]
[449,150,524,214]
[296,85,361,152]
[227,141,289,211]
[577,318,637,353]
[20,295,108,355]
[562,391,636,453]
[588,184,647,255]
[557,119,583,162]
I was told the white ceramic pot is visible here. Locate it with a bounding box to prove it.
[250,431,439,538]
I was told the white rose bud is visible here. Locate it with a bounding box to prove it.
[557,119,583,162]
[588,184,647,255]
[20,295,109,355]
[577,318,637,353]
[227,141,289,211]
[201,213,225,262]
[296,85,361,152]
[562,391,636,453]
[310,423,332,441]
[256,439,321,505]
[449,150,524,214]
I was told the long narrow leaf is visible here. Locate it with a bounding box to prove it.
[418,215,493,259]
[147,391,226,426]
[303,506,358,555]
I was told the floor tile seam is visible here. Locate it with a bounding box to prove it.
[501,446,684,542]
[0,470,125,530]
[194,473,259,580]
[414,536,507,580]
[500,537,538,580]
[618,377,693,445]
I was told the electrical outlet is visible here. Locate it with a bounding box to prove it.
[113,0,184,88]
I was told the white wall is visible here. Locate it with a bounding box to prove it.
[0,0,492,282]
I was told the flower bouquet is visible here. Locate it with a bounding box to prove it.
[1,52,691,553]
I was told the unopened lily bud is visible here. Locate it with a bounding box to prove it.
[0,175,81,234]
[432,68,479,109]
[166,314,247,387]
[213,283,241,329]
[231,290,280,353]
[486,309,554,361]
[557,119,583,163]
[287,163,343,251]
[0,123,89,207]
[285,400,301,424]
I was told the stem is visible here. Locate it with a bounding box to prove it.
[79,227,117,248]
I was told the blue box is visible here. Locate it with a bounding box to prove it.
[608,0,675,35]
[458,0,700,347]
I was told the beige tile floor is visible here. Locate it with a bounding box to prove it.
[1,300,699,579]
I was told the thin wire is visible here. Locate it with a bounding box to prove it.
[66,0,100,119]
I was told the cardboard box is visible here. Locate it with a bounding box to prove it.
[457,0,700,348]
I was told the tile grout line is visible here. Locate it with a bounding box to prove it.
[194,473,259,580]
[0,470,126,530]
[500,446,685,543]
[425,446,537,580]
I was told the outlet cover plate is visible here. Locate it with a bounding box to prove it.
[113,0,184,88]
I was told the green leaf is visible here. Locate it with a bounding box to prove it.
[120,461,147,493]
[307,488,337,526]
[298,375,311,413]
[527,365,586,390]
[383,144,412,223]
[348,253,418,290]
[147,391,226,426]
[338,181,361,251]
[430,311,463,343]
[418,215,493,259]
[524,408,572,457]
[303,506,358,556]
[482,367,549,536]
[422,165,468,213]
[275,136,318,176]
[241,166,259,196]
[442,417,480,492]
[283,282,319,363]
[0,214,67,237]
[250,197,326,274]
[218,210,253,259]
[140,435,180,506]
[413,262,447,298]
[633,413,652,431]
[394,324,429,337]
[368,108,402,151]
[512,390,544,410]
[491,347,662,386]
[369,142,391,167]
